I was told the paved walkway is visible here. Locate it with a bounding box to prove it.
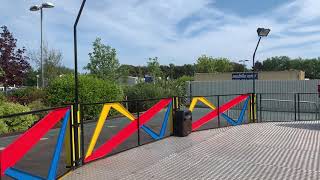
[64,121,320,180]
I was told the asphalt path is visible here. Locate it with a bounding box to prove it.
[0,108,318,179]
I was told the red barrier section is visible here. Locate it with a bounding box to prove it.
[192,95,249,131]
[0,108,69,176]
[0,150,2,175]
[85,98,172,163]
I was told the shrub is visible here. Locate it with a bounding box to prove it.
[28,100,47,111]
[0,102,37,134]
[124,83,175,112]
[7,87,46,105]
[170,76,193,97]
[0,120,8,134]
[46,74,124,119]
[0,92,6,105]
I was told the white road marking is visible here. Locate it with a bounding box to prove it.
[107,125,117,128]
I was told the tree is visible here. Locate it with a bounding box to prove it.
[30,43,73,85]
[196,55,233,73]
[85,38,120,81]
[232,62,246,72]
[254,61,263,71]
[147,57,162,80]
[262,56,291,71]
[258,56,320,79]
[160,65,170,79]
[0,26,31,90]
[23,68,37,86]
[0,67,4,77]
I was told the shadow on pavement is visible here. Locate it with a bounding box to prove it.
[276,122,320,131]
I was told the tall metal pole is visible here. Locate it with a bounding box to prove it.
[74,0,87,109]
[74,0,87,166]
[41,8,44,87]
[252,36,262,122]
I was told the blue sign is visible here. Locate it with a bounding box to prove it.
[232,72,258,80]
[144,75,153,83]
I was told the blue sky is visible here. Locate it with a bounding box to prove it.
[1,0,320,71]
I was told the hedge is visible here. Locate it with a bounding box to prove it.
[0,102,37,134]
[46,74,124,119]
[7,87,46,105]
[124,83,175,112]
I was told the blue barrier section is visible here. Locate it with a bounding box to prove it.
[221,97,250,126]
[47,110,70,180]
[5,167,45,180]
[4,110,70,180]
[141,101,172,140]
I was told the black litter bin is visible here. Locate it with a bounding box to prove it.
[174,110,192,137]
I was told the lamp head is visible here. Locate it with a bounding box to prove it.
[257,28,271,37]
[30,5,40,11]
[42,2,55,8]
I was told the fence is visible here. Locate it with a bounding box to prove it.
[0,93,319,179]
[0,106,73,180]
[187,80,320,96]
[257,93,320,122]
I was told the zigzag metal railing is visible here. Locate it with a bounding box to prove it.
[84,95,250,163]
[0,94,252,179]
[188,94,251,131]
[0,107,72,180]
[84,98,173,163]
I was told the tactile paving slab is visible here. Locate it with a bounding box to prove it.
[64,121,320,180]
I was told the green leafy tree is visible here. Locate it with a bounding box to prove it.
[254,61,263,71]
[196,55,233,73]
[23,68,37,86]
[31,43,73,85]
[259,56,320,79]
[147,57,162,81]
[160,65,170,79]
[232,62,246,72]
[262,56,291,71]
[85,38,120,81]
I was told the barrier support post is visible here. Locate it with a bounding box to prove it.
[217,95,220,128]
[136,101,141,146]
[64,108,74,168]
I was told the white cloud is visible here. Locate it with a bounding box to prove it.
[1,0,320,69]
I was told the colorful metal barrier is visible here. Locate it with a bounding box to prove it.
[84,98,173,163]
[189,94,250,131]
[0,107,71,180]
[0,94,253,179]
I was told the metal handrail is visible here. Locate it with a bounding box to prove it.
[0,106,70,119]
[261,98,319,119]
[261,98,319,110]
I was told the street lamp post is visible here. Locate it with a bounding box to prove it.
[252,27,270,122]
[74,0,87,166]
[30,2,55,88]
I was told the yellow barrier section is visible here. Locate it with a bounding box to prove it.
[85,103,136,158]
[85,105,110,158]
[77,104,81,159]
[64,105,82,167]
[64,105,75,167]
[249,95,256,123]
[189,97,216,112]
